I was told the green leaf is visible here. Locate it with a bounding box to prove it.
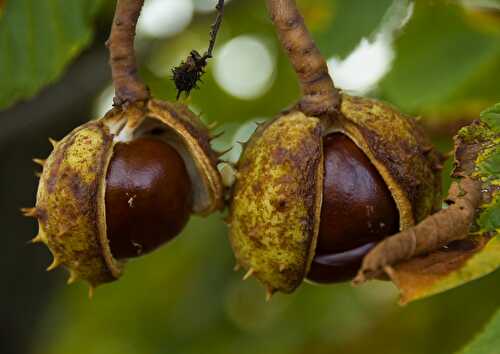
[389,104,500,304]
[378,2,500,119]
[0,0,102,109]
[473,108,500,234]
[476,143,500,179]
[481,103,500,132]
[475,106,500,181]
[304,0,397,59]
[459,308,500,354]
[478,196,500,232]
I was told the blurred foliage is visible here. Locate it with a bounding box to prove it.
[0,0,103,109]
[481,103,500,131]
[143,0,299,126]
[31,215,500,354]
[1,1,499,354]
[301,0,396,58]
[378,1,500,120]
[459,308,500,354]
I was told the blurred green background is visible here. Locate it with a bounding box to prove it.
[1,1,499,354]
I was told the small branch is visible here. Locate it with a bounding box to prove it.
[107,0,149,106]
[354,177,482,284]
[172,0,225,99]
[204,0,225,59]
[266,0,340,117]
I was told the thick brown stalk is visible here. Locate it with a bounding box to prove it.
[266,0,340,117]
[107,0,149,106]
[354,177,482,284]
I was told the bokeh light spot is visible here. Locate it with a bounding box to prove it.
[214,36,276,100]
[138,0,194,38]
[94,85,114,118]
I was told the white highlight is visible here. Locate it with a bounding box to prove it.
[94,85,114,118]
[226,118,266,163]
[328,34,393,94]
[214,36,276,100]
[327,1,414,94]
[138,0,194,38]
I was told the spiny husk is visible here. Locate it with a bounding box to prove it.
[333,95,442,228]
[229,94,442,294]
[31,100,223,289]
[35,117,121,289]
[229,111,324,293]
[146,100,224,215]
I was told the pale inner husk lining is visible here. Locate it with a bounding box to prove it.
[106,116,211,214]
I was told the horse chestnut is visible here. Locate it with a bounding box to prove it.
[307,133,399,283]
[229,94,442,295]
[28,100,223,290]
[105,137,193,259]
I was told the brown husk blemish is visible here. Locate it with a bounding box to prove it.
[33,100,224,288]
[229,111,323,293]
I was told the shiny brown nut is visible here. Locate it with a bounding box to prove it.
[229,94,442,295]
[105,137,193,259]
[307,133,399,283]
[27,100,224,292]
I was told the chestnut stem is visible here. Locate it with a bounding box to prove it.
[204,0,225,59]
[172,0,225,100]
[354,177,482,284]
[266,0,340,117]
[107,0,150,106]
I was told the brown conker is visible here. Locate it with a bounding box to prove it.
[105,137,193,259]
[229,94,442,295]
[306,133,399,283]
[30,100,224,289]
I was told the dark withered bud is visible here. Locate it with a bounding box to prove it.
[172,50,208,99]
